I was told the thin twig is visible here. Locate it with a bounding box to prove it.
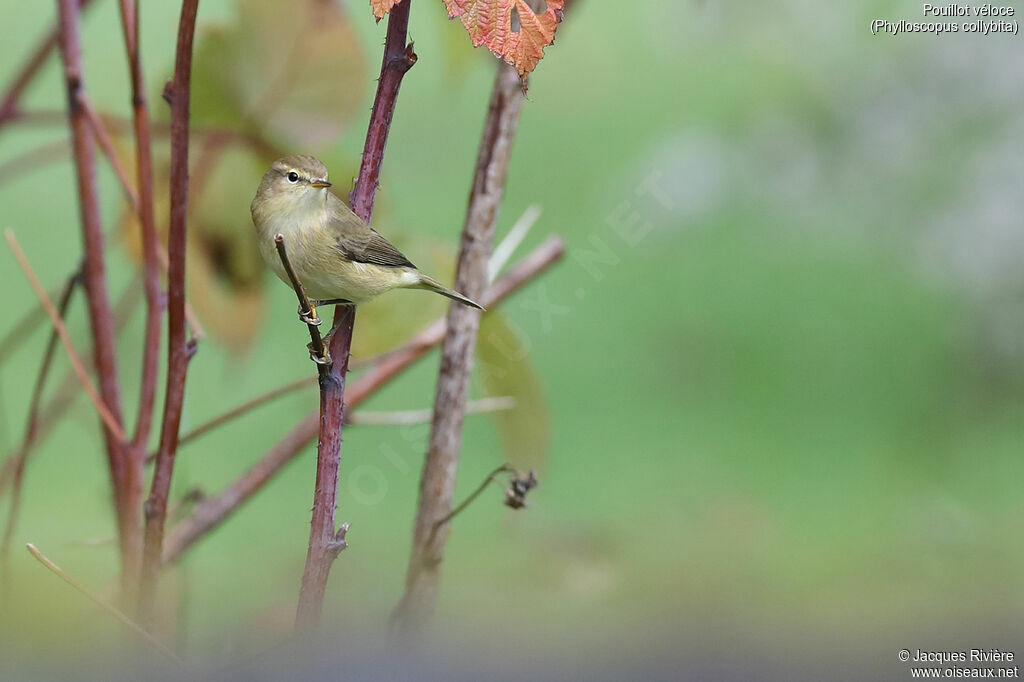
[0,0,96,124]
[0,274,141,504]
[83,101,139,211]
[348,396,515,426]
[118,0,164,589]
[0,272,66,367]
[25,543,184,666]
[162,237,564,564]
[425,464,513,547]
[0,269,80,564]
[489,204,541,282]
[394,60,526,633]
[0,139,72,191]
[274,235,328,370]
[152,376,316,460]
[5,231,124,441]
[139,0,200,626]
[295,0,417,631]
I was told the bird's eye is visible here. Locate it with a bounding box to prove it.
[287,171,299,183]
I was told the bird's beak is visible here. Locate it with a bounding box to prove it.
[310,179,332,189]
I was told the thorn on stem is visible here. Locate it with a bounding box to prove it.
[328,522,349,557]
[161,80,173,105]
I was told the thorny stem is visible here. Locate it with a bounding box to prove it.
[0,269,80,565]
[161,237,564,565]
[139,0,199,627]
[56,0,131,585]
[294,0,417,631]
[394,61,526,634]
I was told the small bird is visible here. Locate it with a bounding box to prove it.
[251,155,483,329]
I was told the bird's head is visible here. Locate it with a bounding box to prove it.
[252,155,333,217]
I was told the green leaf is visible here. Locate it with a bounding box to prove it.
[189,0,367,150]
[476,312,549,471]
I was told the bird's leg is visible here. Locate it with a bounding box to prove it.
[310,298,354,307]
[298,303,321,327]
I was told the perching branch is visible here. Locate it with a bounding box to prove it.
[25,543,184,667]
[56,0,131,583]
[274,235,328,371]
[1,268,80,565]
[162,237,564,565]
[394,60,526,633]
[295,0,417,631]
[139,0,200,625]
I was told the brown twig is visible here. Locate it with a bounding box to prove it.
[139,0,199,625]
[0,139,72,191]
[25,543,184,666]
[152,376,316,460]
[5,231,124,441]
[348,396,515,426]
[83,101,139,211]
[423,464,513,548]
[0,274,141,503]
[394,61,526,633]
[56,0,131,580]
[274,235,328,371]
[0,269,80,564]
[294,0,417,631]
[117,0,164,589]
[162,237,564,565]
[0,272,67,367]
[0,0,96,125]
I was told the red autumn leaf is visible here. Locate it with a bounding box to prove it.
[443,0,564,78]
[371,0,404,20]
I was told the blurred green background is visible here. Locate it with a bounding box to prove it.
[1,0,1023,678]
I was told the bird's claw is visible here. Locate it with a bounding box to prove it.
[307,341,332,366]
[298,305,321,326]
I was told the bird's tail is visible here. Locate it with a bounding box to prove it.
[414,275,485,310]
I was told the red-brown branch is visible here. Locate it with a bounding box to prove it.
[55,0,131,585]
[0,0,96,125]
[139,0,199,625]
[294,0,417,631]
[161,236,564,564]
[393,60,525,633]
[118,0,164,588]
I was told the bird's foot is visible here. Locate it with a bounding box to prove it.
[298,304,321,326]
[308,341,332,366]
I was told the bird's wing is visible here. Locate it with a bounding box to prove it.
[326,194,416,269]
